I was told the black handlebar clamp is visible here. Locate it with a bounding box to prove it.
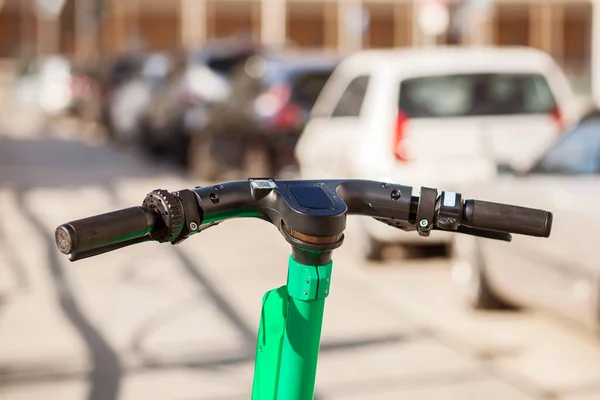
[416,187,437,237]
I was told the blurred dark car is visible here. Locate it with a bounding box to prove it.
[97,53,147,138]
[188,50,340,180]
[140,40,261,167]
[68,63,101,121]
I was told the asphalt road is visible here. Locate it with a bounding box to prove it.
[2,123,600,400]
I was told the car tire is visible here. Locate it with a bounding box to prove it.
[244,143,270,178]
[168,117,188,167]
[188,134,218,181]
[451,237,509,310]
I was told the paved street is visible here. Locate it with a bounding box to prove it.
[2,121,600,400]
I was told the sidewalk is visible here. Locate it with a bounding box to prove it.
[2,134,600,399]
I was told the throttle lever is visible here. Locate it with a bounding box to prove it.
[436,191,463,231]
[455,226,512,242]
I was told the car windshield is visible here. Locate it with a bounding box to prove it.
[530,117,600,175]
[398,73,556,118]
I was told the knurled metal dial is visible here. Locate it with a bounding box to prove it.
[142,189,184,242]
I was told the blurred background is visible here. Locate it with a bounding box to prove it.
[4,0,600,399]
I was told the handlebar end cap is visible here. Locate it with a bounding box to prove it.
[543,212,553,238]
[55,224,76,254]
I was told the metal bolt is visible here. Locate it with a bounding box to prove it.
[305,278,309,283]
[304,290,308,295]
[419,219,429,228]
[325,278,329,284]
[189,222,198,231]
[391,189,401,201]
[214,184,224,191]
[209,193,219,204]
[381,182,390,188]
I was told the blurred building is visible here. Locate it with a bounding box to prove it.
[0,0,592,78]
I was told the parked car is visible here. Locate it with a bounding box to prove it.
[109,52,173,145]
[140,42,256,166]
[68,63,101,121]
[97,53,147,139]
[189,49,340,180]
[295,46,581,260]
[13,55,74,116]
[451,108,600,332]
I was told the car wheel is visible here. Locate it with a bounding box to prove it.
[168,117,188,167]
[244,143,270,178]
[451,237,509,310]
[188,134,218,181]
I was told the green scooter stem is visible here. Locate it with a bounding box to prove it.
[252,255,332,400]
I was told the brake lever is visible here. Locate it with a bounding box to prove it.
[68,236,153,262]
[440,226,512,242]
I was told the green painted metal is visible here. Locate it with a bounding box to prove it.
[252,286,289,399]
[277,256,332,400]
[201,209,263,225]
[251,255,333,400]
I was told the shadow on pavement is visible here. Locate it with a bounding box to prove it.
[0,137,181,190]
[0,137,415,400]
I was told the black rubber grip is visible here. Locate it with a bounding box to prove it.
[55,206,158,255]
[462,200,552,238]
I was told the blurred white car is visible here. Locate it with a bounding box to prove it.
[295,46,580,260]
[109,53,171,145]
[451,109,600,331]
[14,55,73,115]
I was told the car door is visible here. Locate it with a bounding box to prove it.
[295,72,370,179]
[479,117,600,327]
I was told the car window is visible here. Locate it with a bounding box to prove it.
[530,118,600,175]
[332,75,370,117]
[288,70,333,110]
[398,73,556,118]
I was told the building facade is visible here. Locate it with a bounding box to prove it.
[0,0,593,79]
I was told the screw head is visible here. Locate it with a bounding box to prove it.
[391,189,401,201]
[324,289,328,295]
[189,222,198,231]
[214,184,224,191]
[419,219,429,228]
[325,278,329,284]
[303,290,308,295]
[381,182,390,188]
[305,278,309,283]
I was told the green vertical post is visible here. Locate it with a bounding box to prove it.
[252,286,289,399]
[276,255,332,400]
[251,254,332,400]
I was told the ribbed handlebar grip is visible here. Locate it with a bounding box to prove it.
[55,206,158,254]
[462,200,552,238]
